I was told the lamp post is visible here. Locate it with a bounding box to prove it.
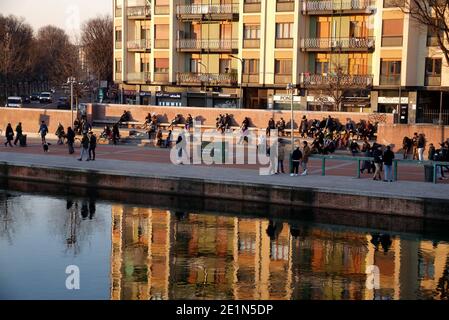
[287,83,295,148]
[67,77,76,127]
[230,54,243,109]
[198,61,207,107]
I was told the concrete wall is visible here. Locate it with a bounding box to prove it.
[377,123,449,154]
[91,103,394,128]
[0,108,75,135]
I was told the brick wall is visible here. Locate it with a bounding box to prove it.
[90,103,394,129]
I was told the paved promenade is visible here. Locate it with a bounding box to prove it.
[1,139,449,202]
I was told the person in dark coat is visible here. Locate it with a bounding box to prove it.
[66,127,75,154]
[4,123,14,147]
[383,145,395,182]
[112,123,120,145]
[290,146,303,177]
[13,122,23,146]
[78,134,90,161]
[88,131,97,161]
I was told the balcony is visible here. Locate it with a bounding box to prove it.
[300,73,374,88]
[275,38,294,48]
[244,2,261,13]
[115,7,123,18]
[301,0,374,15]
[154,73,170,83]
[155,5,170,15]
[243,39,260,48]
[177,72,238,86]
[243,74,260,84]
[274,74,293,84]
[425,75,441,86]
[115,73,122,81]
[127,72,151,83]
[381,36,403,47]
[127,6,151,18]
[115,41,122,50]
[379,74,400,85]
[177,39,238,52]
[127,39,151,51]
[154,39,169,49]
[276,1,295,12]
[300,37,375,51]
[176,4,239,21]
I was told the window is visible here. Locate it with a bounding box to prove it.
[425,58,442,76]
[243,59,259,74]
[244,24,260,39]
[350,20,368,38]
[276,23,293,39]
[140,57,150,72]
[141,27,150,40]
[275,59,292,74]
[384,0,405,8]
[155,24,169,39]
[220,24,232,40]
[155,58,169,73]
[380,59,401,85]
[427,19,444,46]
[382,19,403,46]
[115,28,122,42]
[190,59,202,73]
[315,61,329,74]
[115,60,122,73]
[219,59,232,74]
[348,53,368,74]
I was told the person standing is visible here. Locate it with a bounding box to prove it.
[88,131,97,161]
[290,146,302,177]
[38,121,49,144]
[383,145,395,182]
[112,123,120,145]
[78,134,90,161]
[277,141,285,174]
[165,130,173,148]
[4,123,14,147]
[13,122,23,146]
[402,136,412,159]
[373,144,383,181]
[412,132,419,160]
[66,127,75,155]
[428,143,436,161]
[417,133,426,161]
[300,116,309,138]
[360,140,372,174]
[301,141,311,176]
[55,123,65,145]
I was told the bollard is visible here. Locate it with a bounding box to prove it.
[394,160,398,182]
[322,158,326,176]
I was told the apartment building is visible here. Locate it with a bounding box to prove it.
[113,0,449,124]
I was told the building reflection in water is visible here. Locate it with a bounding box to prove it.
[110,205,449,300]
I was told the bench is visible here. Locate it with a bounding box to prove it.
[158,123,186,130]
[94,119,144,129]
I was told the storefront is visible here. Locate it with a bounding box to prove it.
[213,94,239,109]
[156,92,182,107]
[271,95,302,110]
[139,92,152,105]
[123,90,137,105]
[306,95,335,111]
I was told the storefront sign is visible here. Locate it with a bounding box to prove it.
[273,95,301,103]
[156,92,181,99]
[378,97,409,104]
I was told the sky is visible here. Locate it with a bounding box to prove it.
[0,0,112,40]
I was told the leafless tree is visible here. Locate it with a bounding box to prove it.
[81,16,113,83]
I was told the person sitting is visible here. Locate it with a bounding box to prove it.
[350,140,360,156]
[156,129,163,147]
[266,118,276,136]
[276,118,286,137]
[119,110,131,125]
[73,118,81,135]
[165,130,173,148]
[169,114,182,130]
[186,114,193,131]
[101,125,112,140]
[55,123,65,145]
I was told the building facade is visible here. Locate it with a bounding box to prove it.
[113,0,449,124]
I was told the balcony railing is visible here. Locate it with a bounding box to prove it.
[243,39,260,48]
[379,74,401,85]
[301,37,375,51]
[243,74,260,84]
[154,39,169,49]
[115,41,122,49]
[155,5,170,15]
[176,4,239,16]
[154,73,169,83]
[127,39,151,50]
[427,36,439,47]
[381,36,403,47]
[300,73,374,88]
[302,0,374,14]
[115,8,123,18]
[425,75,441,86]
[177,39,239,51]
[127,72,151,82]
[177,72,238,86]
[127,6,151,18]
[277,1,295,12]
[275,38,294,48]
[274,74,293,84]
[115,73,122,81]
[244,3,262,13]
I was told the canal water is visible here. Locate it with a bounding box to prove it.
[0,190,448,300]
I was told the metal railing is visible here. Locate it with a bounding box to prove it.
[275,38,294,48]
[127,6,151,17]
[243,39,260,48]
[381,36,403,47]
[177,39,239,50]
[244,2,262,13]
[417,109,449,125]
[379,74,401,85]
[302,0,374,12]
[424,75,441,86]
[127,39,151,50]
[277,1,295,12]
[243,74,260,84]
[301,37,375,50]
[127,72,151,82]
[300,73,374,87]
[311,154,449,184]
[177,72,238,85]
[177,3,239,15]
[274,74,293,84]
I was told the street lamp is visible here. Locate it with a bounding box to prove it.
[287,83,295,148]
[67,77,76,127]
[198,61,207,107]
[230,54,243,109]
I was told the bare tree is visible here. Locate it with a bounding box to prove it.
[81,16,113,84]
[401,0,449,66]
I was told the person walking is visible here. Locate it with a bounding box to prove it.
[301,141,311,176]
[383,145,395,182]
[402,136,412,160]
[373,144,383,181]
[165,130,173,148]
[13,122,23,146]
[277,141,285,174]
[300,116,309,138]
[360,140,372,174]
[78,134,90,161]
[38,121,49,144]
[88,131,97,161]
[412,132,419,160]
[112,123,120,145]
[290,145,303,177]
[66,127,75,155]
[417,133,426,161]
[55,123,65,145]
[4,123,14,147]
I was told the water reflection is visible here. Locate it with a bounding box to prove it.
[0,192,448,300]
